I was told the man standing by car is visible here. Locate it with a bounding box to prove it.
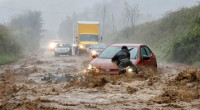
[112,46,139,74]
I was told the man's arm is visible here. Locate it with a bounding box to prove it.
[112,53,118,62]
[128,48,133,51]
[125,50,131,59]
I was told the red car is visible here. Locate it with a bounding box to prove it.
[87,44,157,74]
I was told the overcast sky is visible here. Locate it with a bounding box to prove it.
[0,0,198,35]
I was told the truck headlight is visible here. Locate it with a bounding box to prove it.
[79,45,84,49]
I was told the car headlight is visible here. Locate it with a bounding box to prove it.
[73,44,77,46]
[49,43,56,49]
[91,50,98,55]
[128,68,133,73]
[87,64,99,73]
[88,64,93,70]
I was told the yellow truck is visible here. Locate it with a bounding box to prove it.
[72,21,100,55]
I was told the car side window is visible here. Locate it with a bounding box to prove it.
[140,47,147,57]
[144,47,152,56]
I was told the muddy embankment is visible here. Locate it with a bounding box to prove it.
[0,49,200,110]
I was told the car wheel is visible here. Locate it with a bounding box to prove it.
[69,50,72,56]
[67,51,72,56]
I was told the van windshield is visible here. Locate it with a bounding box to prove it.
[80,34,98,42]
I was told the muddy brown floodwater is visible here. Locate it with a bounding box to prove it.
[0,49,199,110]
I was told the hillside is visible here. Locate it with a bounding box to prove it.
[104,4,200,67]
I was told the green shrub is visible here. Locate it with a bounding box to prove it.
[172,22,200,64]
[0,54,19,65]
[0,11,43,65]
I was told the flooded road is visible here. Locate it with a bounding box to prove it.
[0,49,199,110]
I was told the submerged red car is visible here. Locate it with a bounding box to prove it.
[87,44,157,74]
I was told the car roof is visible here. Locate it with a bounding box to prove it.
[110,43,144,47]
[62,43,70,45]
[52,40,62,42]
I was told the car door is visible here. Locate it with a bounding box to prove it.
[143,46,157,68]
[138,46,149,68]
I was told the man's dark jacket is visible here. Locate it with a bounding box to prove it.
[112,48,138,74]
[112,49,130,65]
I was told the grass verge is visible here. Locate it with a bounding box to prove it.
[0,54,19,65]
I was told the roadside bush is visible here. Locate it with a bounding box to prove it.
[8,11,43,54]
[172,21,200,64]
[0,11,43,65]
[0,25,21,64]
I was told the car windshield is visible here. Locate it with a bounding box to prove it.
[57,44,69,48]
[92,44,106,49]
[52,40,62,44]
[98,46,138,59]
[80,34,98,42]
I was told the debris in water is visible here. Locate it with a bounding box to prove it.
[41,73,75,83]
[126,86,138,94]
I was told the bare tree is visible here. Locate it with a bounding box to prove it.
[123,2,140,28]
[111,13,116,32]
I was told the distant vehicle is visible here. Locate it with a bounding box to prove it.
[87,44,157,74]
[87,43,107,56]
[54,43,71,57]
[72,21,102,55]
[48,40,63,51]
